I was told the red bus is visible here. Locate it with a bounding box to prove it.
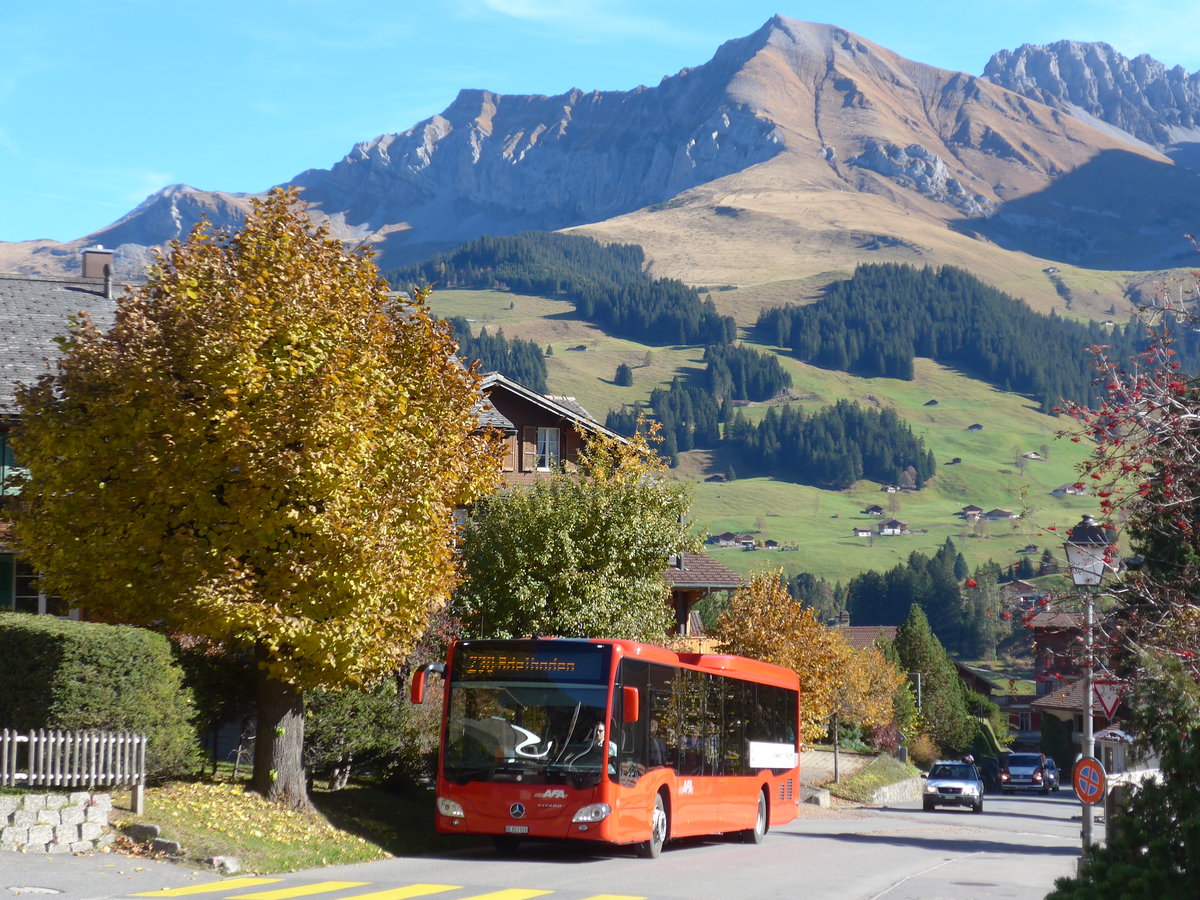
[411,638,801,858]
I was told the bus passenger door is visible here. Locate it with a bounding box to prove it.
[612,660,653,839]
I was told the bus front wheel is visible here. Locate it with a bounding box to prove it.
[638,794,668,859]
[742,790,768,844]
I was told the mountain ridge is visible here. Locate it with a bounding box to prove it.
[0,16,1193,309]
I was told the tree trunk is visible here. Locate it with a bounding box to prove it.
[832,711,841,784]
[252,661,313,811]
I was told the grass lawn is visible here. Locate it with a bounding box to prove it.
[112,778,472,873]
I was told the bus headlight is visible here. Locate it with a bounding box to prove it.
[437,797,465,818]
[572,803,612,823]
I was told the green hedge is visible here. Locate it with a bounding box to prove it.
[0,613,200,780]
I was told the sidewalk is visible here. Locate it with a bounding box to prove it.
[1,849,207,899]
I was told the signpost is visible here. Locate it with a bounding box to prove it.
[1072,756,1106,807]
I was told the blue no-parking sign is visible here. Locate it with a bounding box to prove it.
[1072,756,1106,805]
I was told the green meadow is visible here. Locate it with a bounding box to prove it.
[427,287,1100,584]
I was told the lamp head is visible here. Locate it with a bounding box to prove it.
[1064,515,1117,587]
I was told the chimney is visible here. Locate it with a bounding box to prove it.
[837,611,851,627]
[81,245,114,279]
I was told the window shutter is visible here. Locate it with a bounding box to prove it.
[501,434,515,472]
[521,426,537,472]
[563,428,581,473]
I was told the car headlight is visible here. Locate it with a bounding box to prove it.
[924,784,938,793]
[437,797,465,818]
[572,803,612,823]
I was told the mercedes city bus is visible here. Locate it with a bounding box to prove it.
[411,638,801,857]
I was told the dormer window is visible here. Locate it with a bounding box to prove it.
[536,427,560,471]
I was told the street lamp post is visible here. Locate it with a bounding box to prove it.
[1063,513,1117,858]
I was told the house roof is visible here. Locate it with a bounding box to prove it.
[1,273,115,415]
[1001,579,1040,594]
[479,371,619,438]
[839,625,897,650]
[1093,725,1134,744]
[662,552,743,590]
[955,661,1004,692]
[1031,677,1102,716]
[1027,612,1084,630]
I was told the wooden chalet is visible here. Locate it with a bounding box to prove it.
[477,372,622,486]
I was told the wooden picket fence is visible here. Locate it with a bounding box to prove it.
[0,729,146,812]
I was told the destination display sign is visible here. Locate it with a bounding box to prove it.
[748,740,800,770]
[453,643,608,683]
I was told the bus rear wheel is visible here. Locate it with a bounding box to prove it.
[741,790,768,844]
[638,794,668,859]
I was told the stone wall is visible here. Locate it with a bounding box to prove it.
[0,792,115,853]
[870,776,922,807]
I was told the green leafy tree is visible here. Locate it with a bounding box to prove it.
[304,681,409,791]
[893,605,977,755]
[11,189,500,808]
[878,636,919,737]
[614,362,634,386]
[456,426,697,640]
[1049,654,1200,898]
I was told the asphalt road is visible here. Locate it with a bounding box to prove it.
[1,790,1092,900]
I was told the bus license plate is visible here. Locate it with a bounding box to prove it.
[505,825,529,834]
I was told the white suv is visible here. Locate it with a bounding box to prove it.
[923,760,985,813]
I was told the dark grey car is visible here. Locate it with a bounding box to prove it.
[1001,752,1057,793]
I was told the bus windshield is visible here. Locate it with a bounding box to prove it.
[444,642,613,786]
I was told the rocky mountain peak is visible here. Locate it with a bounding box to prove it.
[1,17,1190,281]
[984,41,1200,150]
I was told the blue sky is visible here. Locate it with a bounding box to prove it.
[4,0,1199,243]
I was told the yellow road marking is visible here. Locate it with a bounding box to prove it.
[337,887,463,900]
[227,882,369,900]
[133,880,282,897]
[456,891,553,900]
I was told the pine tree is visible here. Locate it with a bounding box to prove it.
[893,605,977,755]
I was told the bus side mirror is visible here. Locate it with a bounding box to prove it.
[621,686,640,723]
[410,662,446,705]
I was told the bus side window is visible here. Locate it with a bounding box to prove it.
[704,673,724,776]
[649,682,677,770]
[675,670,704,777]
[649,664,678,771]
[724,679,747,776]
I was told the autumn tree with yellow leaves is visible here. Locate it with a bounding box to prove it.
[716,571,905,748]
[11,189,501,809]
